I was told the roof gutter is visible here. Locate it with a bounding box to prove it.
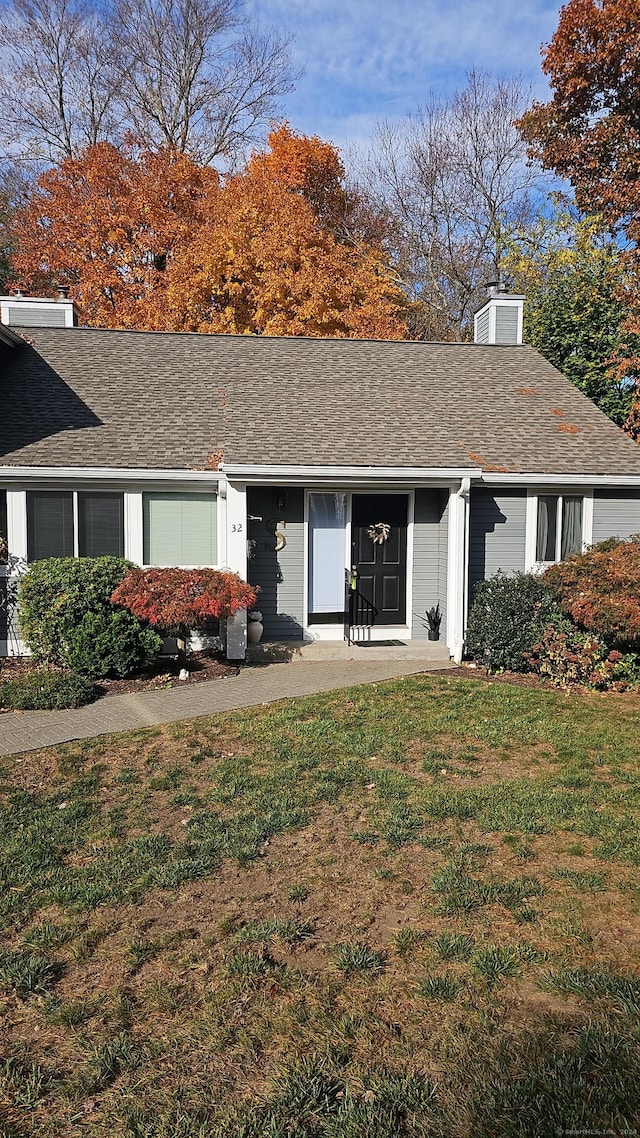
[481,471,640,487]
[220,463,480,486]
[0,466,222,483]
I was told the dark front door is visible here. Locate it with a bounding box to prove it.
[351,494,408,626]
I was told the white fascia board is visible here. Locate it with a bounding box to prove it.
[0,466,221,485]
[221,464,479,485]
[481,471,640,487]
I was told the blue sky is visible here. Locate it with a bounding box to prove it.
[248,0,562,150]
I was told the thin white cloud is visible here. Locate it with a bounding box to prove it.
[248,0,561,148]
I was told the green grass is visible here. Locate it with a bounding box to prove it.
[233,918,314,945]
[392,928,427,956]
[433,932,474,961]
[0,949,59,996]
[2,673,640,1135]
[418,973,462,1000]
[334,942,385,975]
[541,967,640,1013]
[472,945,521,985]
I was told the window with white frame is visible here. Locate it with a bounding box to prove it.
[143,492,217,566]
[535,494,583,564]
[26,491,124,560]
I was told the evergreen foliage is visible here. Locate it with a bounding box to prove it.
[466,571,559,672]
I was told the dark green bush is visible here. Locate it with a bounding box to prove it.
[18,557,161,678]
[65,609,162,679]
[466,571,560,672]
[0,669,96,710]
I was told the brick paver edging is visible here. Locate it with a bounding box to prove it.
[0,659,451,757]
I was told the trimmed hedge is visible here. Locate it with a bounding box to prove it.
[18,557,162,678]
[64,609,162,679]
[466,571,560,672]
[0,669,96,710]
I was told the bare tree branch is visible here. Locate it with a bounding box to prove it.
[109,0,299,164]
[360,71,548,340]
[0,0,298,167]
[0,0,119,161]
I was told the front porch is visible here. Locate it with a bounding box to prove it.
[221,467,473,662]
[246,638,453,664]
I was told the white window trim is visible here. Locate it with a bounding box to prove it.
[24,488,126,561]
[140,489,220,569]
[525,488,593,573]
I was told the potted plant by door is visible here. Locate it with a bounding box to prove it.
[247,609,264,644]
[423,603,441,641]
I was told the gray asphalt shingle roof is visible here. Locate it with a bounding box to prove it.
[2,326,640,475]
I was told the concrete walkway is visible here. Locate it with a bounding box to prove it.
[0,657,453,757]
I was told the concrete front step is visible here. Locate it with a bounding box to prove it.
[246,639,453,664]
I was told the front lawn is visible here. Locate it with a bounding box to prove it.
[1,675,640,1136]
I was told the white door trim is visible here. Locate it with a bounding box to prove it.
[303,488,414,641]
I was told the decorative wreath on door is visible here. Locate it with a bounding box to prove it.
[368,522,391,545]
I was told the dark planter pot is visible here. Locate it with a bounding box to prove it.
[427,631,440,641]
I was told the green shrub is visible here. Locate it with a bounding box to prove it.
[465,571,560,672]
[65,609,162,679]
[18,557,161,678]
[0,669,96,710]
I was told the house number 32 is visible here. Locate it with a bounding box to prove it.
[231,523,243,532]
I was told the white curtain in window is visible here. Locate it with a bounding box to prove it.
[536,496,557,562]
[561,497,583,559]
[309,493,347,613]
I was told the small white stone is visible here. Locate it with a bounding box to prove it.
[178,668,189,681]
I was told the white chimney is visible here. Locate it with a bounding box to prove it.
[474,282,524,345]
[0,288,79,329]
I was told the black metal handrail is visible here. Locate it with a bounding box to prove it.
[344,567,378,643]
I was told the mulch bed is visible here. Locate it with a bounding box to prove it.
[433,664,547,688]
[0,650,239,703]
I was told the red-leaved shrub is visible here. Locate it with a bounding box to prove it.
[542,538,640,646]
[527,624,640,691]
[111,568,258,640]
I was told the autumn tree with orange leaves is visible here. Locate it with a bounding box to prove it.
[11,127,406,339]
[518,0,640,435]
[11,142,218,328]
[166,127,406,338]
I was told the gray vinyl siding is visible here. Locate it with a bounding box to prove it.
[468,488,527,601]
[412,489,448,639]
[495,305,519,345]
[592,490,640,544]
[247,488,305,639]
[475,308,490,344]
